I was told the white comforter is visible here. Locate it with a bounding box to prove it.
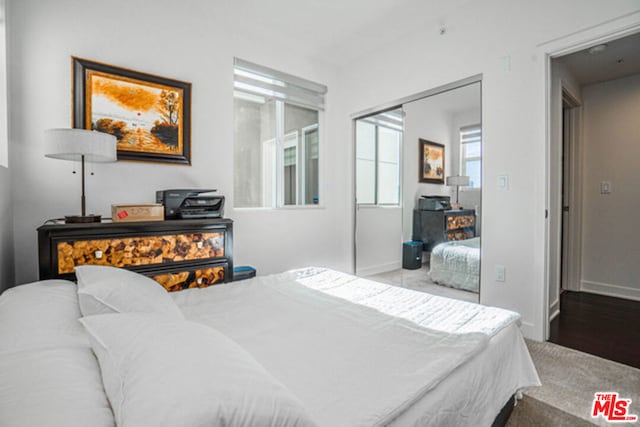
[430,237,480,292]
[172,267,523,426]
[0,268,537,427]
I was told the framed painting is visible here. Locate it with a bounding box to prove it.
[419,139,445,184]
[72,57,192,164]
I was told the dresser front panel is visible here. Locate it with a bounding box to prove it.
[446,215,475,231]
[151,264,226,292]
[56,231,224,274]
[446,229,475,241]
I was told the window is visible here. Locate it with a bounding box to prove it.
[356,109,403,205]
[233,58,326,208]
[460,124,481,189]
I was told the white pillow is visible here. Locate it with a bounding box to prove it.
[0,347,115,427]
[80,313,318,427]
[75,265,183,319]
[0,280,89,352]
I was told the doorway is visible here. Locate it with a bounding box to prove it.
[547,31,640,367]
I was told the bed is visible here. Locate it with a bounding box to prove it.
[429,237,481,293]
[0,266,539,427]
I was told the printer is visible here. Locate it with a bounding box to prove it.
[156,189,225,219]
[417,195,451,211]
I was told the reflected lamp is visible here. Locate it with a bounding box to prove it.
[446,175,470,206]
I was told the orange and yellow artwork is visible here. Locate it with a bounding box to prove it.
[73,58,191,164]
[419,139,445,184]
[87,71,183,154]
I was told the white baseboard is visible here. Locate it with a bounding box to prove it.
[549,298,560,321]
[356,261,401,277]
[519,321,539,340]
[581,280,640,302]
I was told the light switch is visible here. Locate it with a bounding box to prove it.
[600,181,611,194]
[495,265,506,282]
[498,175,509,191]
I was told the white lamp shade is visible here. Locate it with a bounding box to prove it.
[446,175,470,186]
[44,128,117,163]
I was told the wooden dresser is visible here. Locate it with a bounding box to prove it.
[38,218,233,292]
[412,209,476,251]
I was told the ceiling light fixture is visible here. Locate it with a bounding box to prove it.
[588,44,608,55]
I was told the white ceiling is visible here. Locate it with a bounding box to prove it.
[228,0,472,65]
[555,31,640,86]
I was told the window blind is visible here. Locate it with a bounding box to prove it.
[233,58,327,110]
[460,124,481,144]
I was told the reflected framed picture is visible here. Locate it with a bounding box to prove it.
[419,139,445,184]
[72,57,192,164]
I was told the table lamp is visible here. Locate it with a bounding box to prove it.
[446,175,470,208]
[44,128,117,223]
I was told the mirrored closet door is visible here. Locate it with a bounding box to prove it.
[354,81,482,303]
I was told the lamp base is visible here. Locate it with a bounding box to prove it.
[65,214,102,224]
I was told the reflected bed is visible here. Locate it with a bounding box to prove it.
[429,237,481,293]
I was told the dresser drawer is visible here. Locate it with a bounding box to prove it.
[446,215,475,231]
[447,229,475,241]
[150,263,227,292]
[56,231,224,274]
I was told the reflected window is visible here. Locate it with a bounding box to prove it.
[356,109,402,205]
[460,125,481,189]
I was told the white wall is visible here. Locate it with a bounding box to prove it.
[7,0,351,284]
[355,206,402,275]
[335,0,640,340]
[580,73,640,301]
[402,98,454,241]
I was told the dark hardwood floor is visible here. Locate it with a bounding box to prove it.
[549,291,640,369]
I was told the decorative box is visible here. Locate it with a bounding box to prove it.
[111,204,164,222]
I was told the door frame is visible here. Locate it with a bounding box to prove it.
[541,12,640,340]
[560,90,582,295]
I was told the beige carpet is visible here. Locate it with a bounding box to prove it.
[508,340,640,426]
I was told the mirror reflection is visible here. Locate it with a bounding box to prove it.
[355,82,482,303]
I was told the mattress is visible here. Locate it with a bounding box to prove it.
[172,267,540,426]
[430,237,481,292]
[0,268,540,427]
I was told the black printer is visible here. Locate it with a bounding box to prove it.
[156,189,225,219]
[417,195,451,211]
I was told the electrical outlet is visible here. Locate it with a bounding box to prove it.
[600,181,611,194]
[495,265,506,282]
